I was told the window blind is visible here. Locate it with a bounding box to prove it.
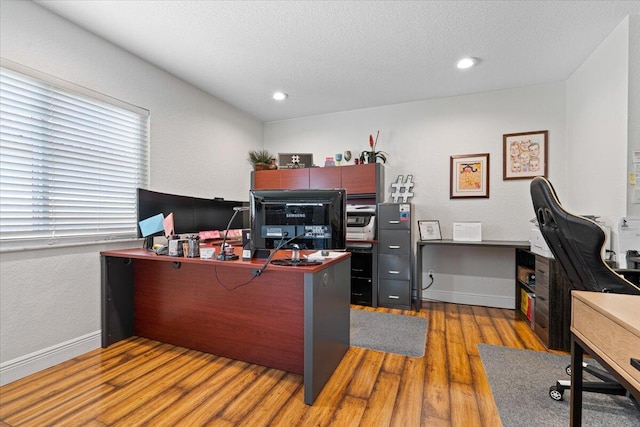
[0,65,149,248]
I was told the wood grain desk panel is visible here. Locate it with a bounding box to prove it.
[101,247,351,405]
[570,291,640,426]
[571,291,640,392]
[134,260,305,374]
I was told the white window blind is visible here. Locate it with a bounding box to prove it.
[0,65,149,248]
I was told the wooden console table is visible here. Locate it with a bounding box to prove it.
[570,291,640,426]
[100,247,351,405]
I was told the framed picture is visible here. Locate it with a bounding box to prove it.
[503,130,548,180]
[418,220,442,241]
[278,153,313,169]
[450,153,490,199]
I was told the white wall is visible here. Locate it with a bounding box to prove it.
[629,15,640,218]
[565,16,629,228]
[0,0,262,384]
[266,83,567,241]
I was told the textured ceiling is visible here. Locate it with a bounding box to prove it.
[34,1,640,122]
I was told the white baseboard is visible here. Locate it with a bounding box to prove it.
[422,289,515,309]
[0,330,101,386]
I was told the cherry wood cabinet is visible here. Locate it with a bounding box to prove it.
[309,167,341,189]
[341,164,378,195]
[253,163,382,198]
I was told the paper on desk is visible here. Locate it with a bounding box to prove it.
[306,250,345,261]
[138,213,165,237]
[617,218,640,268]
[163,213,175,237]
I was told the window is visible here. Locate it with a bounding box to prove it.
[0,63,149,249]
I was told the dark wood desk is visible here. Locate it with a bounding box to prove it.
[570,291,640,426]
[100,247,351,405]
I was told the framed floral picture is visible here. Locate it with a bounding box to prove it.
[450,153,490,199]
[503,130,548,180]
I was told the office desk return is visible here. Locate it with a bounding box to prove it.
[100,247,351,405]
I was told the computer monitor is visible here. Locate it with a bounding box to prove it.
[250,189,346,251]
[136,188,247,237]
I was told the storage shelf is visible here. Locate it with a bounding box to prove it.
[515,248,571,351]
[517,279,536,294]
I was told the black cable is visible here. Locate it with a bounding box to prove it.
[422,272,434,290]
[212,232,307,289]
[213,264,259,291]
[253,232,307,277]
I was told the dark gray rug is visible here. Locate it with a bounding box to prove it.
[479,344,639,426]
[350,309,427,357]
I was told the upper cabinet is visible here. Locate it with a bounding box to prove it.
[252,163,383,201]
[309,167,341,189]
[340,164,378,195]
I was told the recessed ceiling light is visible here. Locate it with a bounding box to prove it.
[273,92,288,101]
[456,57,478,69]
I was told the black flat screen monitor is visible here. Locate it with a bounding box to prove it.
[250,189,346,251]
[137,189,247,237]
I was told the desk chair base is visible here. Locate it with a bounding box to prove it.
[548,362,627,401]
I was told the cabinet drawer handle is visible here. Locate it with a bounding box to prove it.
[631,358,640,372]
[388,295,400,299]
[388,220,400,224]
[388,270,400,274]
[388,245,400,249]
[352,268,364,272]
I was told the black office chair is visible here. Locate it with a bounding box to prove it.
[529,176,640,401]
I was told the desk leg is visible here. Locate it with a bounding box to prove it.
[303,260,350,405]
[101,256,134,347]
[570,335,584,427]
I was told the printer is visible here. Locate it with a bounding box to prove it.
[346,205,376,241]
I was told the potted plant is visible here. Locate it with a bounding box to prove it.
[359,130,387,163]
[248,149,275,170]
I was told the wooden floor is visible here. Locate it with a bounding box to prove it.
[0,302,558,427]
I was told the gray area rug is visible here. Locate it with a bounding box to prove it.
[350,309,427,357]
[478,344,639,426]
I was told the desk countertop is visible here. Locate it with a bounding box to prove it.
[572,291,640,337]
[101,247,350,273]
[417,239,530,248]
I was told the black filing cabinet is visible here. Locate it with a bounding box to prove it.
[377,203,413,310]
[348,245,377,306]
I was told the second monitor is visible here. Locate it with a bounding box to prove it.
[250,189,347,251]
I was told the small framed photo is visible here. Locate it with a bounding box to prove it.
[418,220,442,241]
[503,130,548,180]
[278,153,313,169]
[450,153,490,199]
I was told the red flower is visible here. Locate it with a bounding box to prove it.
[369,134,374,148]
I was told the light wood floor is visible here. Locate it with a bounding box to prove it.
[0,302,557,427]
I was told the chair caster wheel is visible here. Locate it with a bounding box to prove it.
[565,365,571,376]
[549,386,564,401]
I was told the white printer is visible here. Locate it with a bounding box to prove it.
[346,205,376,241]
